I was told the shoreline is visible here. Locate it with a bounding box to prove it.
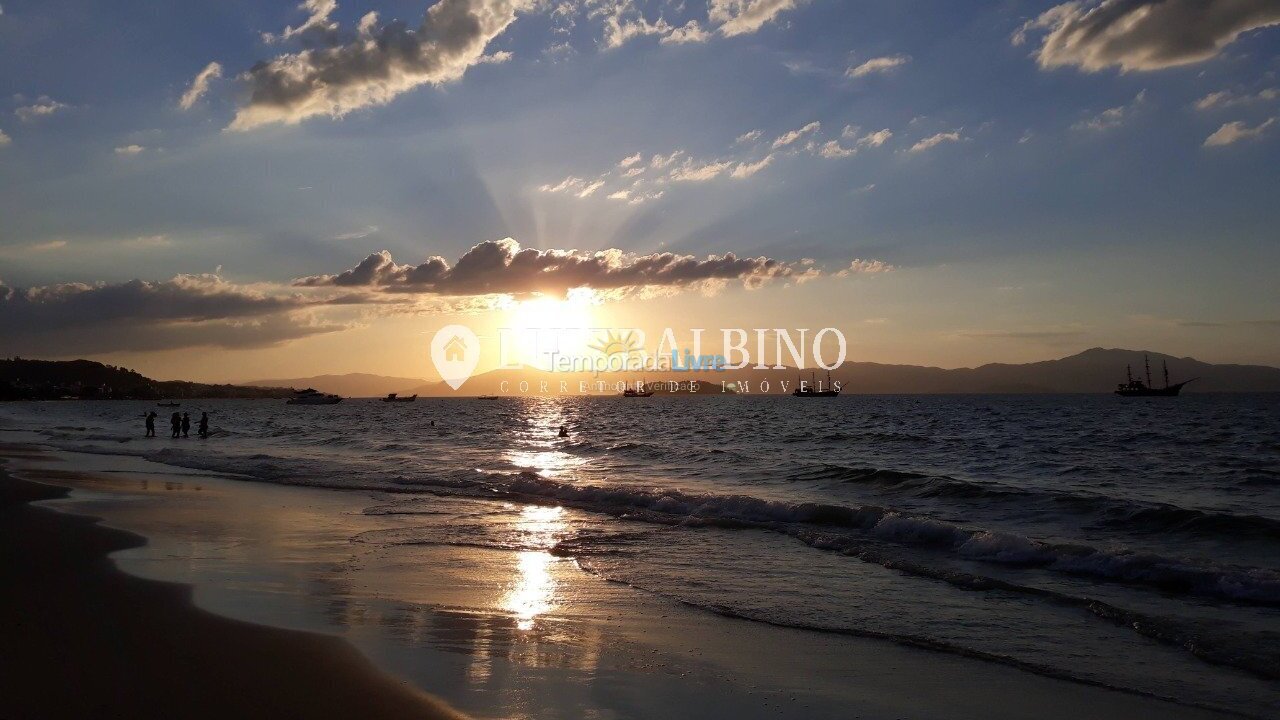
[0,436,1262,720]
[0,452,469,720]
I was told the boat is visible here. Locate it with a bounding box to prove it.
[381,393,416,402]
[793,370,840,397]
[477,395,500,400]
[1115,356,1196,397]
[622,381,653,397]
[286,388,342,405]
[156,401,181,407]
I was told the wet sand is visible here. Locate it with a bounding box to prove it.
[0,439,1250,720]
[0,453,468,720]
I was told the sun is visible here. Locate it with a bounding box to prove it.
[502,289,600,369]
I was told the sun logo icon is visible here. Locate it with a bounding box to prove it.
[589,329,643,359]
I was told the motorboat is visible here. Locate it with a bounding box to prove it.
[287,388,342,405]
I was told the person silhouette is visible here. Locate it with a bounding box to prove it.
[197,412,209,439]
[170,412,181,438]
[144,411,156,437]
[558,425,569,438]
[181,412,190,438]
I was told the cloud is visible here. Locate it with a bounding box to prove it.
[822,126,893,157]
[908,130,963,153]
[835,259,893,276]
[818,140,855,159]
[30,240,68,252]
[1194,87,1279,111]
[0,275,345,354]
[846,54,910,78]
[710,0,802,37]
[294,238,814,296]
[264,0,339,43]
[538,176,605,197]
[1203,117,1276,147]
[15,96,69,123]
[847,126,893,148]
[662,20,711,44]
[229,0,529,130]
[598,3,673,49]
[730,154,773,177]
[120,235,173,249]
[772,121,820,149]
[114,144,146,155]
[1071,89,1145,131]
[669,158,734,182]
[1014,0,1280,73]
[0,128,10,147]
[332,225,380,241]
[540,121,881,201]
[650,150,685,168]
[179,62,223,110]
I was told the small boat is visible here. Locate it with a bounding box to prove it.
[156,401,181,407]
[382,393,417,402]
[287,388,342,405]
[1115,356,1196,397]
[793,370,840,397]
[477,395,499,400]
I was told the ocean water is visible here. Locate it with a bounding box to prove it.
[4,394,1279,717]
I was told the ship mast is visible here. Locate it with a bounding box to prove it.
[1163,361,1169,389]
[1144,355,1152,388]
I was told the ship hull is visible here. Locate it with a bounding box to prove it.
[1115,381,1190,397]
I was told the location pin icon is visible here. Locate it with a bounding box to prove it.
[430,324,481,391]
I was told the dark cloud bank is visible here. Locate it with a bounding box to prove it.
[294,238,813,295]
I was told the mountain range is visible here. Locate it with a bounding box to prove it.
[245,348,1280,396]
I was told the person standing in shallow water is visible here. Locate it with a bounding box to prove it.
[144,411,156,437]
[170,412,181,438]
[197,412,209,439]
[181,412,190,438]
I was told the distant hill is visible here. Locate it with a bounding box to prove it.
[6,350,1277,401]
[243,373,428,398]
[399,348,1280,396]
[835,348,1280,394]
[0,358,293,401]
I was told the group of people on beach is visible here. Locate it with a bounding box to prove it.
[144,411,209,439]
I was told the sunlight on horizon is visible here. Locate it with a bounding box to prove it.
[501,289,601,370]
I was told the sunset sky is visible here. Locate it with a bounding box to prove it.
[2,0,1279,382]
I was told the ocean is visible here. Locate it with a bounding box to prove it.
[4,394,1278,717]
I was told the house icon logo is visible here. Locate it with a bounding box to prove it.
[430,325,480,390]
[444,335,467,362]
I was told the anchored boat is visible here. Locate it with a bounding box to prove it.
[793,370,840,397]
[287,388,342,405]
[1115,356,1196,397]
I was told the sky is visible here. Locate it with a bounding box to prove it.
[1,0,1279,382]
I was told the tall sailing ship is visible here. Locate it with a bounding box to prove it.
[793,370,840,397]
[1115,355,1195,397]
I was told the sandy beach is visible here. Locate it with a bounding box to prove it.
[0,447,468,720]
[1,434,1256,720]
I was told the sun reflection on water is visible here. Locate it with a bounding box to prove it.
[502,505,566,630]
